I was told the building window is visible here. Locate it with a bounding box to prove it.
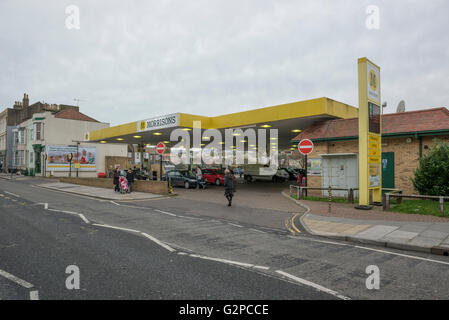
[30,152,34,164]
[34,123,43,140]
[14,150,24,166]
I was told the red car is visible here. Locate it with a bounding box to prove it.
[202,169,225,186]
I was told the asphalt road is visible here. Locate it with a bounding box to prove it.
[1,177,449,300]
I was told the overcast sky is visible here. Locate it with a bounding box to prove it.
[0,0,448,126]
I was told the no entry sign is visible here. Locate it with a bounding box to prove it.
[298,139,313,155]
[156,142,165,155]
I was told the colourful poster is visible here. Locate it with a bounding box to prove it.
[46,145,97,171]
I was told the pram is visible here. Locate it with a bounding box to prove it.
[119,176,129,194]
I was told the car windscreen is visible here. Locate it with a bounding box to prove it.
[180,171,195,179]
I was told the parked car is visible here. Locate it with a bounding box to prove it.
[280,168,298,181]
[162,170,207,189]
[202,168,225,186]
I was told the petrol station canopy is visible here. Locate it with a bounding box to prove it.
[86,97,358,151]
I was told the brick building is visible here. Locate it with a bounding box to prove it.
[292,107,449,196]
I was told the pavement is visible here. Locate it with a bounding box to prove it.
[283,192,449,256]
[37,182,165,200]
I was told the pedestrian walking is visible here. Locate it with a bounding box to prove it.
[126,169,135,193]
[224,168,235,206]
[113,167,120,192]
[195,166,202,189]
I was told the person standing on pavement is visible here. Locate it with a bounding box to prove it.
[126,169,135,193]
[224,168,235,206]
[113,167,120,192]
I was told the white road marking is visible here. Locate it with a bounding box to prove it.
[29,290,39,300]
[0,268,34,289]
[78,214,90,224]
[249,228,266,234]
[189,254,254,268]
[109,201,120,206]
[287,235,349,247]
[154,209,177,217]
[92,224,140,233]
[275,270,350,300]
[4,191,20,197]
[253,265,270,270]
[177,215,201,220]
[178,252,188,255]
[228,223,243,228]
[354,245,449,266]
[141,232,176,252]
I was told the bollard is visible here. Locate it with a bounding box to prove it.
[297,186,300,200]
[385,193,390,211]
[348,188,354,204]
[328,186,332,214]
[440,196,444,214]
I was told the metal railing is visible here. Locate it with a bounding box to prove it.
[383,193,449,214]
[289,185,359,204]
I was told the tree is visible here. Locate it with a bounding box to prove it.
[412,141,449,196]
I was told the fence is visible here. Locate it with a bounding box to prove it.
[383,193,449,214]
[289,185,359,204]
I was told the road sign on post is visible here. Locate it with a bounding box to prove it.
[298,139,314,197]
[156,142,165,181]
[298,139,313,156]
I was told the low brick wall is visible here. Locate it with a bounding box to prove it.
[59,177,169,195]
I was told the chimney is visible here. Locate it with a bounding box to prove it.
[23,93,29,108]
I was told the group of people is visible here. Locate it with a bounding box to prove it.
[113,167,135,193]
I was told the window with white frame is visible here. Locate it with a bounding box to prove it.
[14,150,24,166]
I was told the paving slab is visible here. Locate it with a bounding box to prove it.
[357,225,399,239]
[408,236,443,248]
[382,230,419,241]
[419,230,449,240]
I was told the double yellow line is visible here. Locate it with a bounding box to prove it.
[285,213,302,235]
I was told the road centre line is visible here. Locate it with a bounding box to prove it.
[92,224,141,233]
[154,209,177,217]
[189,254,254,268]
[78,214,90,224]
[0,268,34,289]
[275,270,350,300]
[4,191,20,197]
[228,223,243,228]
[141,232,176,252]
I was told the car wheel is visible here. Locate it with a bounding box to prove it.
[215,178,221,186]
[272,176,278,183]
[245,175,252,182]
[184,181,190,189]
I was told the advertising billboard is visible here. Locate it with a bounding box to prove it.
[46,145,97,172]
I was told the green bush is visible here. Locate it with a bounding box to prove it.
[412,141,449,196]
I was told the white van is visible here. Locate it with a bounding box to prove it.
[243,164,289,182]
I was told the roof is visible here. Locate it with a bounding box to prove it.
[54,108,99,123]
[292,107,449,141]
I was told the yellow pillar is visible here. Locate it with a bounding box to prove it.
[358,58,382,206]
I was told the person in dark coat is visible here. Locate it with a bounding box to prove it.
[113,167,120,192]
[126,169,135,193]
[224,168,235,206]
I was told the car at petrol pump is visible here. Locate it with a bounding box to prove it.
[162,170,207,189]
[202,168,225,186]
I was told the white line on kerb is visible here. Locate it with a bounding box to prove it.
[4,191,20,197]
[141,232,176,252]
[253,265,270,270]
[0,269,34,289]
[275,270,350,300]
[92,224,140,233]
[29,290,39,300]
[154,209,177,217]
